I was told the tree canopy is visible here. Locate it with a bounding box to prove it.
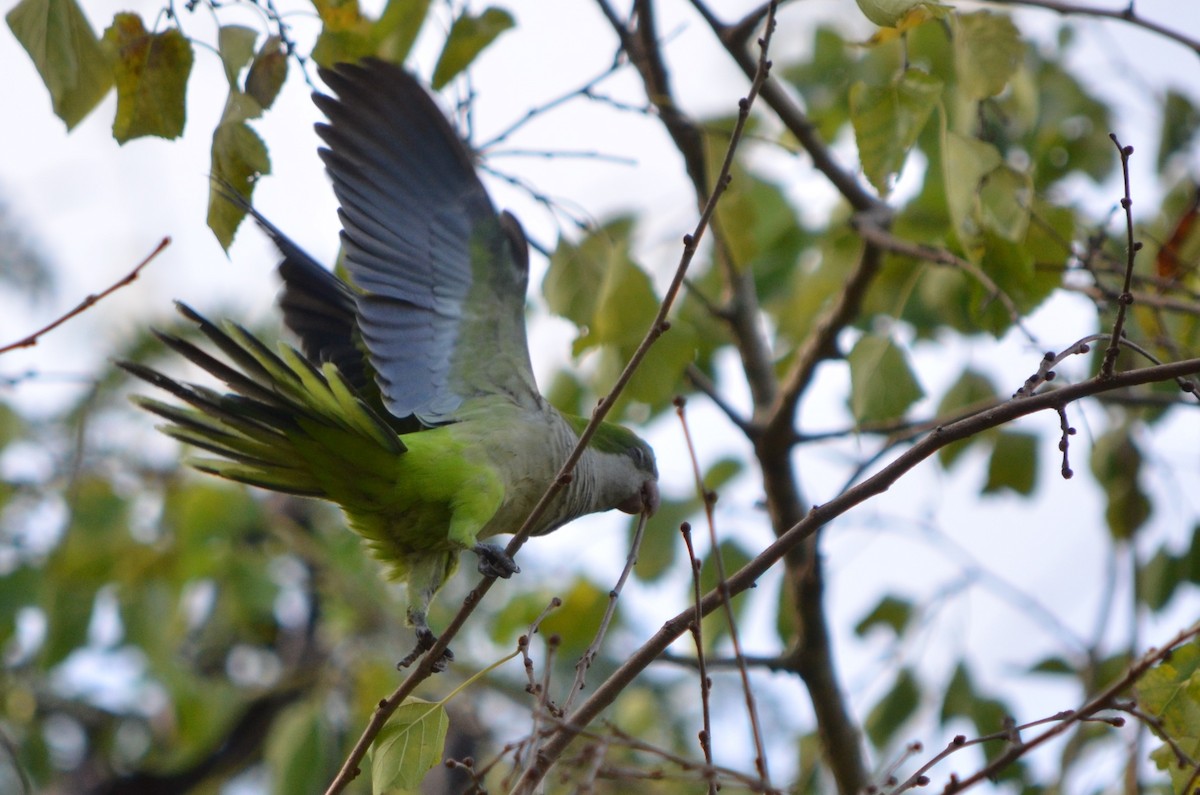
[3,0,1200,793]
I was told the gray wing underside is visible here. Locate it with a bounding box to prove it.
[314,59,540,424]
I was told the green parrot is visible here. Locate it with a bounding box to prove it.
[120,59,660,664]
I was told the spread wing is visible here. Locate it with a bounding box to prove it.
[314,59,541,425]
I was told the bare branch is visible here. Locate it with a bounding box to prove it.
[0,237,170,356]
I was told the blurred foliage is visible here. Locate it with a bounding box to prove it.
[5,0,1200,793]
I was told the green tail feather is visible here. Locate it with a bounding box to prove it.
[118,303,405,498]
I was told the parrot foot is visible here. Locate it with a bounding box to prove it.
[397,626,455,672]
[473,542,520,579]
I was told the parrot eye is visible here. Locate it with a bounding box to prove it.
[629,444,651,471]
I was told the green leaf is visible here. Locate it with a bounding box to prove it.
[1157,90,1200,174]
[540,577,615,657]
[208,120,271,249]
[847,334,924,424]
[630,497,687,582]
[370,699,449,793]
[1186,525,1200,584]
[40,476,132,664]
[7,0,113,129]
[850,69,942,195]
[866,668,919,748]
[1136,639,1200,794]
[1089,428,1151,540]
[1026,58,1113,186]
[854,595,914,637]
[430,7,514,89]
[704,458,743,492]
[983,431,1037,495]
[940,663,1011,736]
[543,218,632,329]
[0,566,40,650]
[936,369,999,467]
[544,218,660,367]
[782,27,859,141]
[1028,656,1074,676]
[942,130,1002,260]
[245,36,287,111]
[374,0,430,62]
[955,12,1023,102]
[712,163,806,272]
[1138,547,1182,612]
[268,701,337,795]
[101,14,193,143]
[978,165,1032,242]
[216,25,257,86]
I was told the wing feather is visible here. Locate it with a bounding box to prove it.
[314,59,540,423]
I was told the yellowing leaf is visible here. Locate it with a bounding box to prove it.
[245,36,287,111]
[102,13,193,143]
[856,0,951,28]
[208,120,270,249]
[370,699,449,793]
[7,0,113,129]
[313,0,363,30]
[431,7,514,89]
[311,0,372,67]
[850,69,942,195]
[847,334,924,424]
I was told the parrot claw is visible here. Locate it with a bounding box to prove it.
[473,542,520,579]
[398,626,455,672]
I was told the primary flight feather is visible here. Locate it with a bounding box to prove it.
[121,59,659,663]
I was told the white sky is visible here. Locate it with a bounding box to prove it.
[3,0,1200,790]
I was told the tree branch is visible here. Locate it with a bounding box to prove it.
[517,355,1200,788]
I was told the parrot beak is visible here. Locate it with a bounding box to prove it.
[618,479,660,516]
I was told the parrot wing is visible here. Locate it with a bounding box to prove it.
[314,59,541,425]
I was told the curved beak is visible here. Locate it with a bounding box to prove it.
[618,479,660,516]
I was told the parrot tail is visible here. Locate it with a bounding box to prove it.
[118,302,405,497]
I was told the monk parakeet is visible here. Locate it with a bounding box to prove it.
[120,59,660,663]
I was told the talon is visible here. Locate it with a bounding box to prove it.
[473,542,520,579]
[397,626,454,672]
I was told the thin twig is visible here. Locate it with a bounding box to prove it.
[561,510,651,712]
[679,521,717,794]
[507,4,781,791]
[985,0,1200,56]
[887,621,1200,794]
[853,218,1038,345]
[0,237,170,355]
[677,397,772,790]
[1100,135,1140,378]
